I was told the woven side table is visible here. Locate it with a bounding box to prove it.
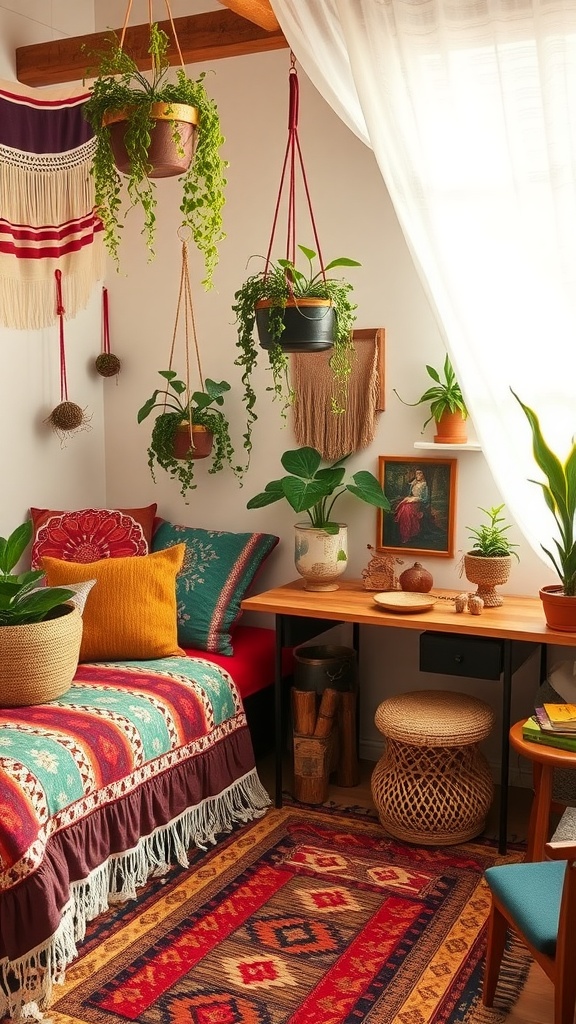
[371,690,495,845]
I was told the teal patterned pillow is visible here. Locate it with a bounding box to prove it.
[152,522,279,655]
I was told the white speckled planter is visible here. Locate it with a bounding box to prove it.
[294,524,348,592]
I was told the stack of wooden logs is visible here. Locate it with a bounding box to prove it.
[291,686,359,804]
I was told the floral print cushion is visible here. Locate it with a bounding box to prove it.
[29,505,157,569]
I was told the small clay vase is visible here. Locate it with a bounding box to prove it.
[399,561,433,593]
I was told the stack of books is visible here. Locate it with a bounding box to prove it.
[522,703,576,752]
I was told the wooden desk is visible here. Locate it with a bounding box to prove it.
[510,720,576,861]
[242,580,574,852]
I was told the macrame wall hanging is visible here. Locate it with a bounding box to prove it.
[47,270,91,442]
[95,287,121,378]
[0,79,103,330]
[292,327,386,460]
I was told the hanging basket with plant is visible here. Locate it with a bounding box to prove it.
[137,235,245,499]
[232,57,360,459]
[83,3,227,287]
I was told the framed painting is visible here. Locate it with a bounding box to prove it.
[376,456,457,558]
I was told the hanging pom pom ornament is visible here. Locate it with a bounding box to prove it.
[47,270,91,442]
[95,287,121,377]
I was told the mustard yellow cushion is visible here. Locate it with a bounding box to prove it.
[41,545,185,662]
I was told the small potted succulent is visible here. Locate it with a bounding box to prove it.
[137,370,242,498]
[0,520,82,705]
[233,245,360,455]
[463,503,519,607]
[512,389,576,630]
[247,445,389,592]
[83,22,227,286]
[394,354,469,443]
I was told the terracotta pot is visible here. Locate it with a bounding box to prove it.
[463,553,512,607]
[255,299,335,352]
[434,409,468,444]
[539,585,576,632]
[399,562,433,593]
[173,423,213,460]
[104,102,199,178]
[294,523,348,592]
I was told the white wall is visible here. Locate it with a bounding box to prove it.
[4,1,564,783]
[0,1,106,539]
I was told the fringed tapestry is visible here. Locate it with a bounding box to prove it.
[0,79,104,330]
[292,327,386,460]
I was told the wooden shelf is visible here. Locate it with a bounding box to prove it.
[414,441,481,451]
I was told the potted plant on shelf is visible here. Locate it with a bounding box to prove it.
[233,245,360,453]
[83,22,227,286]
[0,520,82,706]
[393,354,469,443]
[463,504,519,607]
[247,445,390,592]
[512,389,576,631]
[137,370,242,498]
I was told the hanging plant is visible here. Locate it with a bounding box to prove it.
[95,286,121,377]
[233,245,360,456]
[83,17,227,287]
[232,59,361,459]
[47,271,91,442]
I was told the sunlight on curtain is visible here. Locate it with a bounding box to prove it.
[270,0,576,570]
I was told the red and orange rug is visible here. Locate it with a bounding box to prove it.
[50,805,530,1024]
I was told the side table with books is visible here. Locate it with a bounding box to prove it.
[510,719,576,860]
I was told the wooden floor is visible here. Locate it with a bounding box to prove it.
[256,753,559,1024]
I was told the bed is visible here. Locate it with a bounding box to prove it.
[0,509,288,1019]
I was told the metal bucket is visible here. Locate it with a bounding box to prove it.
[293,644,357,694]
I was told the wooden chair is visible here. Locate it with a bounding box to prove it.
[482,840,576,1024]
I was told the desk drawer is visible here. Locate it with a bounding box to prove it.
[420,631,503,680]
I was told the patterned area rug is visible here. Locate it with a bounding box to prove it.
[49,805,530,1024]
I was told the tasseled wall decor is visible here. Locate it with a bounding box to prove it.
[0,79,104,330]
[47,270,91,441]
[95,287,121,378]
[292,328,386,460]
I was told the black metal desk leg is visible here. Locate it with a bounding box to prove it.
[498,639,513,854]
[274,613,284,808]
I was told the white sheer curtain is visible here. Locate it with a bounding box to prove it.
[270,0,576,570]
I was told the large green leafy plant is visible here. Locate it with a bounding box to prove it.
[247,446,390,533]
[0,521,75,626]
[233,245,360,455]
[394,354,468,433]
[138,370,244,498]
[512,390,576,595]
[84,23,226,285]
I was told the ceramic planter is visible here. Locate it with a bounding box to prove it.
[463,553,512,607]
[173,422,213,460]
[539,585,576,632]
[255,298,335,352]
[103,102,199,178]
[434,409,468,444]
[294,523,348,592]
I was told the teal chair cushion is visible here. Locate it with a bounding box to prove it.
[485,860,566,957]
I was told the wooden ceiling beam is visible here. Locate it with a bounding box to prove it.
[217,0,280,33]
[15,8,288,88]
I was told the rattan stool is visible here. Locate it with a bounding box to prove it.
[371,690,495,845]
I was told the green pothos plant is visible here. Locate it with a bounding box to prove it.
[233,245,360,458]
[83,23,227,286]
[137,371,244,499]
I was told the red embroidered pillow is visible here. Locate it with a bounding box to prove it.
[30,505,157,570]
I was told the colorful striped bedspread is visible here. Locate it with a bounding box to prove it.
[0,656,244,890]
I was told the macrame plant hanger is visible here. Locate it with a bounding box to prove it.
[47,269,91,440]
[264,54,327,299]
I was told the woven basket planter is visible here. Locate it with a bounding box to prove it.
[0,606,82,707]
[463,553,512,608]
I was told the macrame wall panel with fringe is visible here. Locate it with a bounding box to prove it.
[0,78,104,331]
[292,327,385,460]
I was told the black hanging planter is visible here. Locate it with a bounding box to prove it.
[255,298,335,353]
